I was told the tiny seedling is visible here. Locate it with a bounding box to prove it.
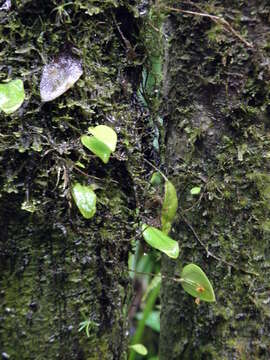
[0,79,25,114]
[78,319,99,338]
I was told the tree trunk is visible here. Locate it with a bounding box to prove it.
[160,1,270,359]
[0,1,147,359]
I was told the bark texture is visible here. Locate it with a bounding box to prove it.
[160,1,270,359]
[0,1,150,359]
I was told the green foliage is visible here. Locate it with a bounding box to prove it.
[139,56,162,106]
[248,172,270,203]
[150,172,163,187]
[81,125,117,164]
[78,319,99,338]
[0,79,25,114]
[129,278,161,360]
[142,224,179,259]
[190,187,201,195]
[138,2,164,109]
[136,310,160,333]
[71,183,96,219]
[181,264,216,303]
[161,180,178,234]
[129,344,148,356]
[81,135,112,164]
[21,200,39,213]
[88,125,117,152]
[142,274,161,302]
[0,1,159,358]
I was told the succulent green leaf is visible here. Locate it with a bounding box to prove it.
[190,186,201,195]
[88,125,117,152]
[181,263,215,302]
[0,79,25,114]
[142,224,179,259]
[129,344,148,356]
[81,135,111,164]
[150,172,163,187]
[161,180,178,234]
[75,161,85,169]
[72,183,96,219]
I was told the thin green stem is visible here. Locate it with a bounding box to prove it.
[128,268,182,283]
[128,281,161,360]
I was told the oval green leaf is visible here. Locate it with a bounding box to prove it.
[190,186,201,195]
[0,79,25,114]
[81,135,111,164]
[129,344,148,356]
[181,263,215,302]
[88,125,117,152]
[150,172,163,187]
[72,183,96,219]
[161,180,178,234]
[142,224,179,259]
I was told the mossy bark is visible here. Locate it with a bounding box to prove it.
[0,1,149,359]
[160,1,270,359]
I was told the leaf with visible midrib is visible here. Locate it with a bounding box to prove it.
[72,183,96,219]
[142,224,179,259]
[161,180,178,234]
[0,79,25,114]
[181,263,215,302]
[81,135,111,164]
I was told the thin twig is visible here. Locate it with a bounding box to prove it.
[163,5,253,48]
[73,165,117,184]
[148,20,167,38]
[182,187,205,213]
[62,157,118,184]
[181,213,259,276]
[143,158,168,181]
[111,11,137,59]
[122,224,151,243]
[218,17,253,48]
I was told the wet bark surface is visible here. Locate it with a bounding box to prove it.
[0,1,150,359]
[160,1,270,359]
